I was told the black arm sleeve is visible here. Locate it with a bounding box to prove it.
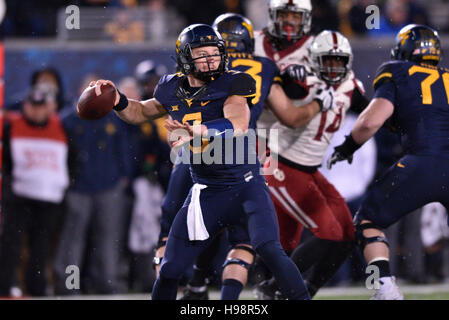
[349,87,370,114]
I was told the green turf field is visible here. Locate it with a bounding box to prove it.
[22,282,449,300]
[314,292,449,300]
[303,283,449,300]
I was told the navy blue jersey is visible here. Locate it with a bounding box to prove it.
[227,52,279,128]
[373,60,449,158]
[154,70,259,185]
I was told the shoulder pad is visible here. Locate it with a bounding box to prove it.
[228,72,256,98]
[158,73,182,86]
[373,61,396,90]
[226,69,242,75]
[256,55,277,68]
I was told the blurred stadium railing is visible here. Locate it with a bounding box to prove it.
[56,6,184,45]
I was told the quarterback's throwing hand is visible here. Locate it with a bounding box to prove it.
[89,79,120,106]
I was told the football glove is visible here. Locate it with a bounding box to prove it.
[327,134,362,169]
[314,85,335,112]
[281,64,307,83]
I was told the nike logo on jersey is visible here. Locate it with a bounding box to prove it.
[397,162,405,168]
[201,100,211,106]
[214,130,226,136]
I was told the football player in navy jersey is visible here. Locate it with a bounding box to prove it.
[328,24,449,300]
[149,16,334,300]
[92,23,325,300]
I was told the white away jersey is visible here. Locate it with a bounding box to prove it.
[269,71,365,167]
[254,30,315,137]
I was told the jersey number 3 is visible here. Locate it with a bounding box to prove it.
[231,59,262,105]
[181,112,209,153]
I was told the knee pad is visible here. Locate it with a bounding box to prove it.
[222,258,251,270]
[355,222,389,251]
[223,245,256,270]
[232,245,256,258]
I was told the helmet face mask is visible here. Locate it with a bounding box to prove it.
[391,24,441,66]
[310,30,353,85]
[190,46,223,75]
[212,13,255,54]
[268,0,312,41]
[176,24,228,82]
[316,54,350,85]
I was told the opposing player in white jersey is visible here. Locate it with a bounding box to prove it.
[254,0,315,145]
[256,30,370,299]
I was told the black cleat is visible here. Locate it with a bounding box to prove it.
[179,285,209,300]
[253,279,285,300]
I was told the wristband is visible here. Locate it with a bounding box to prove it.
[113,89,129,111]
[339,134,362,156]
[152,256,163,270]
[203,118,234,137]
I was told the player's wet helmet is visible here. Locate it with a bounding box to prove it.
[176,24,228,82]
[391,24,441,66]
[268,0,312,41]
[212,13,254,54]
[310,30,353,85]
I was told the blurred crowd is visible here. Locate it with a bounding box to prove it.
[0,58,448,297]
[1,0,449,40]
[0,61,173,296]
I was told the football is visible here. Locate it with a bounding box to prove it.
[77,83,116,120]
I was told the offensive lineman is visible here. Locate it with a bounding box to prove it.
[328,24,449,300]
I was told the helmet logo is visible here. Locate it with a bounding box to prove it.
[398,29,411,46]
[242,21,254,38]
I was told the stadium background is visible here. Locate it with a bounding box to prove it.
[1,0,449,300]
